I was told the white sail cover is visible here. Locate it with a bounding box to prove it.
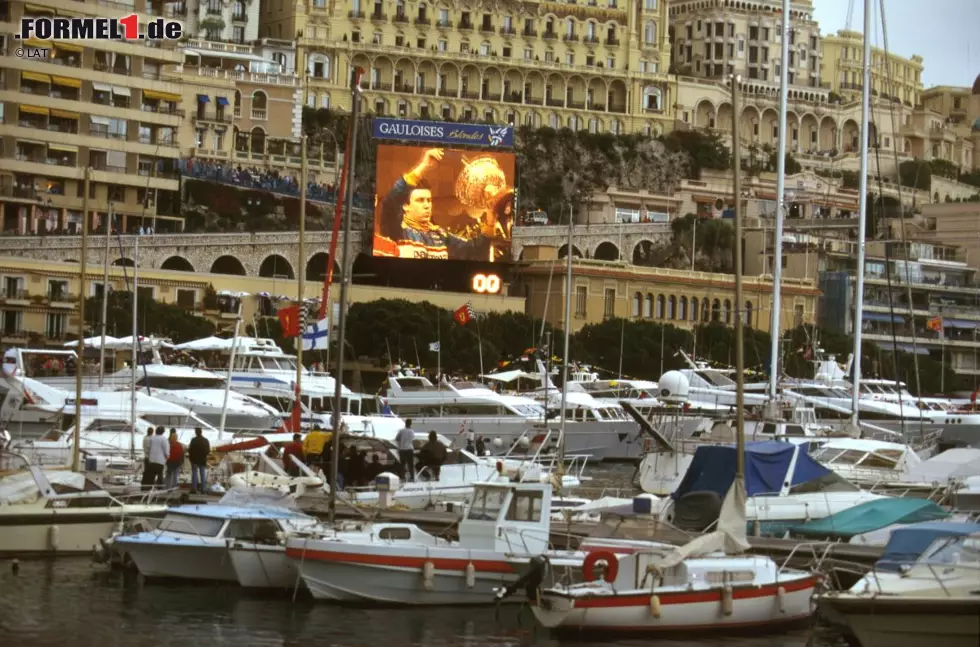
[647,479,751,573]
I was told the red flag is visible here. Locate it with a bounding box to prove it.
[277,305,301,337]
[453,302,473,326]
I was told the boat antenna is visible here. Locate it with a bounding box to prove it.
[73,166,91,473]
[558,201,574,463]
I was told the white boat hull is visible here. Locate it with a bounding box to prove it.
[121,542,238,582]
[819,596,980,647]
[533,576,818,633]
[228,543,299,589]
[0,515,120,555]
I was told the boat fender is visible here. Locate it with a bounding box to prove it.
[776,585,786,613]
[583,551,619,583]
[48,525,59,551]
[721,584,733,616]
[649,594,662,618]
[465,562,476,589]
[422,561,435,591]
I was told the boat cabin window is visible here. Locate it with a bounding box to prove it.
[360,398,379,415]
[451,381,482,390]
[857,449,904,469]
[260,357,282,370]
[226,518,282,544]
[142,414,194,428]
[258,395,291,413]
[86,419,132,432]
[47,495,116,508]
[760,423,777,435]
[378,526,412,541]
[812,448,865,465]
[137,376,225,389]
[396,378,434,392]
[466,487,508,521]
[784,425,806,437]
[349,399,361,415]
[787,470,859,494]
[49,478,103,494]
[157,513,225,537]
[505,491,543,523]
[694,370,734,388]
[920,536,980,566]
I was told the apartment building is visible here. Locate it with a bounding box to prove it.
[261,0,674,135]
[669,0,823,90]
[0,0,189,234]
[818,241,980,377]
[517,245,819,335]
[819,29,923,107]
[176,0,260,44]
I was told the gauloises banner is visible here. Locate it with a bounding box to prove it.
[371,144,515,263]
[372,117,514,149]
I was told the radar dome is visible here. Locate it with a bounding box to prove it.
[657,371,690,402]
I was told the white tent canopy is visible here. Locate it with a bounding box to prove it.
[481,370,540,383]
[173,336,232,351]
[110,335,174,350]
[63,336,120,349]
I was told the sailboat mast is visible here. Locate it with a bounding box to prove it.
[328,68,363,524]
[559,203,574,459]
[767,0,791,403]
[130,235,138,458]
[731,76,745,476]
[217,301,243,440]
[72,167,91,473]
[294,136,307,436]
[850,0,873,428]
[98,204,111,387]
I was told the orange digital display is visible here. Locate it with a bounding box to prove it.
[372,144,515,262]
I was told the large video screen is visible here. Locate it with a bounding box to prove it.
[372,144,515,262]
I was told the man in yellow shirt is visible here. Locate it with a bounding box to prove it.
[302,425,332,472]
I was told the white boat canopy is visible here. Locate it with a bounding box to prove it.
[173,336,235,351]
[111,335,174,350]
[63,335,120,349]
[482,370,540,382]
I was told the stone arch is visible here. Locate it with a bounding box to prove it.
[112,257,135,267]
[211,255,247,276]
[161,256,194,272]
[642,85,663,111]
[250,126,265,154]
[251,89,267,111]
[741,105,760,139]
[760,107,779,146]
[259,254,295,279]
[694,99,715,128]
[841,118,860,152]
[593,241,620,261]
[607,79,627,110]
[819,115,838,150]
[558,244,583,258]
[306,252,340,282]
[351,252,373,284]
[632,239,657,266]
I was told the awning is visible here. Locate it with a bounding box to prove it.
[51,75,82,88]
[895,344,931,356]
[143,90,181,102]
[21,71,51,84]
[92,82,112,93]
[50,109,79,120]
[18,105,49,116]
[23,37,51,48]
[945,319,980,330]
[217,96,230,106]
[48,143,79,154]
[55,42,83,53]
[89,115,111,126]
[197,94,210,103]
[24,3,55,13]
[112,86,131,97]
[863,312,904,323]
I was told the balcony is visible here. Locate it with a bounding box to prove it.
[458,20,474,31]
[371,82,393,91]
[206,6,221,15]
[194,111,233,124]
[1,289,29,301]
[93,63,131,76]
[415,16,431,25]
[393,12,409,23]
[91,160,128,174]
[47,291,76,305]
[436,19,452,28]
[348,9,365,18]
[437,87,457,98]
[546,98,564,107]
[543,31,557,40]
[461,90,480,100]
[500,26,516,35]
[606,37,620,46]
[525,96,543,106]
[523,28,537,37]
[251,109,267,120]
[232,13,247,22]
[418,86,436,96]
[480,23,494,34]
[370,11,386,21]
[563,34,579,42]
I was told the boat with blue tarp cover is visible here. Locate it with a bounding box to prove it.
[659,442,888,536]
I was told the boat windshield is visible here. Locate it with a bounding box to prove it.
[157,513,225,537]
[919,535,980,567]
[787,470,860,494]
[466,487,508,521]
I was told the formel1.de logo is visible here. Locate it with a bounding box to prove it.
[18,15,183,41]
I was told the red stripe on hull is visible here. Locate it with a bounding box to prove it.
[285,547,517,574]
[567,576,820,608]
[553,613,815,635]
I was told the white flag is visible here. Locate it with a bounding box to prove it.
[301,318,330,351]
[429,342,440,352]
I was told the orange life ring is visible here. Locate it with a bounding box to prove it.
[582,550,619,583]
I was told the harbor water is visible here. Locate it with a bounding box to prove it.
[0,559,844,647]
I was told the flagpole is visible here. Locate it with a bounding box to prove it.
[437,315,442,384]
[476,315,484,377]
[293,135,307,435]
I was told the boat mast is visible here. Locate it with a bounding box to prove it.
[98,204,111,387]
[559,202,574,459]
[329,68,363,524]
[72,167,91,472]
[731,76,745,478]
[293,136,307,439]
[767,0,791,409]
[217,300,243,440]
[130,235,138,459]
[850,0,873,431]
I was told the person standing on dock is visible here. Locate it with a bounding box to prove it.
[165,429,184,490]
[395,419,416,481]
[282,433,305,477]
[420,431,447,481]
[302,425,331,474]
[140,427,154,489]
[146,427,169,488]
[188,428,210,494]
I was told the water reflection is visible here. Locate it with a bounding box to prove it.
[0,558,836,647]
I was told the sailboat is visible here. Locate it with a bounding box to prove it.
[529,56,819,634]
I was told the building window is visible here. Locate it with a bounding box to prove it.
[603,289,615,318]
[232,26,245,43]
[655,294,665,318]
[691,295,699,321]
[643,294,653,318]
[575,286,587,317]
[176,289,196,309]
[745,301,753,327]
[45,313,67,339]
[632,292,641,317]
[679,296,688,320]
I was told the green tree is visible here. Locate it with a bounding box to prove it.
[84,291,215,343]
[898,159,931,191]
[661,130,731,177]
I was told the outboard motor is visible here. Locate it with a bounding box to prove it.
[495,554,550,603]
